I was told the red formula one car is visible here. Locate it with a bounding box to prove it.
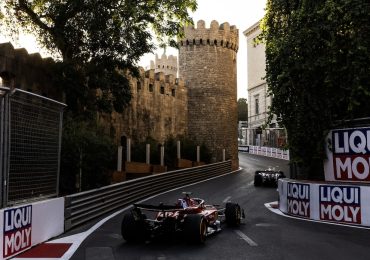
[121,192,244,243]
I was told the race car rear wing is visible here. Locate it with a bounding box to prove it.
[134,203,183,212]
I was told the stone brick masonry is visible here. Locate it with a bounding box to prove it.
[179,20,239,169]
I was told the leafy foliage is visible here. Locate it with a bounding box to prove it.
[60,116,116,194]
[262,0,370,179]
[237,98,248,122]
[1,0,197,114]
[131,137,162,165]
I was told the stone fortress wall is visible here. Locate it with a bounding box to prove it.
[0,19,239,168]
[0,43,187,143]
[0,42,188,144]
[0,42,62,100]
[178,20,239,168]
[103,67,188,144]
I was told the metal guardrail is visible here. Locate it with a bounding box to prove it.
[64,160,232,231]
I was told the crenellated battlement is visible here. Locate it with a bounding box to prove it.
[179,20,239,51]
[140,68,184,87]
[111,67,188,143]
[150,53,178,76]
[0,42,61,100]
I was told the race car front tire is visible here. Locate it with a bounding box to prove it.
[225,202,242,226]
[121,212,148,243]
[183,214,207,244]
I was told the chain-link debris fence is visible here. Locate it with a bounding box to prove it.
[0,88,65,207]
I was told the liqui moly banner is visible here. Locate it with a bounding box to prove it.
[278,179,370,227]
[0,198,64,259]
[325,127,370,182]
[287,183,310,218]
[319,185,361,224]
[3,205,32,258]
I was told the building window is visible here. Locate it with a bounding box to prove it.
[160,85,164,94]
[149,84,153,92]
[137,81,141,91]
[255,96,259,115]
[171,89,176,97]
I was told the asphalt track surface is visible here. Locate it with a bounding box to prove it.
[17,153,370,260]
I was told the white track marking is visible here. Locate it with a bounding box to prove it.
[265,201,370,230]
[223,196,232,203]
[234,230,258,246]
[255,223,276,227]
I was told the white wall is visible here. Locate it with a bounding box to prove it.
[246,25,266,89]
[0,198,64,259]
[245,22,272,128]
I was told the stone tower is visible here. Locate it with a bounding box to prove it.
[150,53,178,76]
[178,20,239,169]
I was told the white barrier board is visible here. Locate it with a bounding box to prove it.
[248,145,290,161]
[0,197,64,259]
[279,179,370,227]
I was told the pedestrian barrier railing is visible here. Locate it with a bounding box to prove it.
[64,160,232,231]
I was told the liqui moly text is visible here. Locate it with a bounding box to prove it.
[320,185,361,224]
[287,183,310,218]
[3,205,32,258]
[333,128,370,181]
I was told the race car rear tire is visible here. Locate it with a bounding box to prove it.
[254,173,262,187]
[121,212,148,243]
[183,214,207,244]
[225,202,241,226]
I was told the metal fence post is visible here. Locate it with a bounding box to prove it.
[0,88,10,208]
[0,88,9,208]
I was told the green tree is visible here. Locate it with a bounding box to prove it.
[1,0,197,114]
[237,98,248,122]
[262,0,370,179]
[60,117,116,194]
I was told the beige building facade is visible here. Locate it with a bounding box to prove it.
[243,21,283,147]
